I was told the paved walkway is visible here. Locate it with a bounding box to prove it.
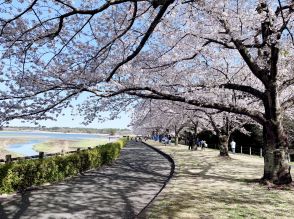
[0,141,172,219]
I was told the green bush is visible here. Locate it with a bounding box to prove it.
[0,139,127,194]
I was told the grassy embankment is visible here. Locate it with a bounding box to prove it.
[33,139,109,153]
[145,140,294,219]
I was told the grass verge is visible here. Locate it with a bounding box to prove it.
[145,140,294,219]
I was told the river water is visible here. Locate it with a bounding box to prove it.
[0,131,114,156]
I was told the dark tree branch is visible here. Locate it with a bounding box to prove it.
[281,96,294,111]
[221,83,265,100]
[279,77,294,92]
[0,0,39,35]
[105,0,174,81]
[85,86,266,124]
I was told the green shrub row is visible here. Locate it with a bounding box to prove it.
[0,138,127,194]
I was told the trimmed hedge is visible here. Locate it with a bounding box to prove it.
[0,139,127,194]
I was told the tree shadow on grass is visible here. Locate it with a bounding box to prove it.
[184,171,261,185]
[173,151,264,186]
[147,187,293,219]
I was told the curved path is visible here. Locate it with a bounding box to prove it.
[0,141,172,219]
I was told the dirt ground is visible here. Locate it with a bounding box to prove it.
[145,141,294,219]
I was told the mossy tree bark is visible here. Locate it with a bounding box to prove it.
[174,124,186,146]
[218,134,229,157]
[262,98,292,184]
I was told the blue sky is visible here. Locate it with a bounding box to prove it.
[9,110,131,129]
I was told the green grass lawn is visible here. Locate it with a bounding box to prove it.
[33,139,109,153]
[144,140,294,219]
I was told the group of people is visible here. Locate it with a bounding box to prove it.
[187,133,237,153]
[161,135,172,145]
[149,131,237,154]
[196,139,208,149]
[187,133,208,150]
[151,133,172,145]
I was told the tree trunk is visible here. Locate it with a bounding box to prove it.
[262,121,292,185]
[174,125,179,146]
[175,135,179,146]
[261,76,292,184]
[194,122,198,138]
[218,134,229,157]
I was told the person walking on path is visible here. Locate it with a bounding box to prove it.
[202,140,207,150]
[188,133,194,150]
[230,140,236,153]
[196,138,200,148]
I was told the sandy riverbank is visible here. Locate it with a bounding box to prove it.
[33,139,110,153]
[0,138,30,159]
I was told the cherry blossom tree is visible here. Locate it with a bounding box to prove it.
[132,99,252,155]
[0,0,174,121]
[105,0,294,184]
[0,0,293,185]
[199,110,251,156]
[130,100,193,144]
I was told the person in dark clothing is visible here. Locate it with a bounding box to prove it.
[168,135,172,144]
[188,132,194,150]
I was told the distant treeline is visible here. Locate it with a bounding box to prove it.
[4,126,132,135]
